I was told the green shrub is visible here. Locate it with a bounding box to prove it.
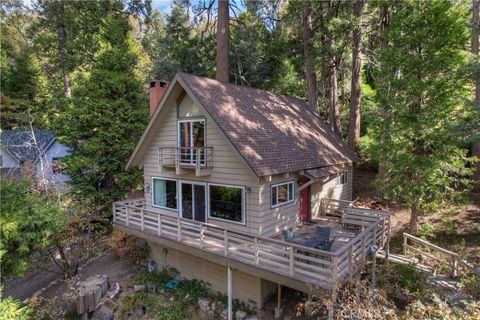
[157,303,189,320]
[393,263,427,293]
[0,287,32,320]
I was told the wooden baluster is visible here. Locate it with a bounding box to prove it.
[224,230,228,257]
[178,218,182,241]
[254,238,259,264]
[452,256,458,277]
[403,234,408,256]
[332,256,338,289]
[289,246,295,276]
[126,206,130,227]
[348,246,354,280]
[361,236,366,268]
[141,209,145,231]
[157,214,162,236]
[112,203,117,223]
[200,225,204,249]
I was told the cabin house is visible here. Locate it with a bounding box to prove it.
[0,130,70,189]
[114,72,391,317]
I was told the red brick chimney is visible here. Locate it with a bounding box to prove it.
[149,80,169,117]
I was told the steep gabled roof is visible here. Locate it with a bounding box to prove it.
[0,130,55,163]
[127,72,358,177]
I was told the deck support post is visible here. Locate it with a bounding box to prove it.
[328,286,338,320]
[157,214,162,236]
[227,265,233,320]
[274,283,283,319]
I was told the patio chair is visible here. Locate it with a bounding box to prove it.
[282,228,295,242]
[313,226,331,242]
[314,237,336,252]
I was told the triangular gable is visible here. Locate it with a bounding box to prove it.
[126,75,258,178]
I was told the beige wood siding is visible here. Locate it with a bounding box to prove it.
[149,241,269,308]
[142,91,261,234]
[310,166,353,220]
[258,173,301,237]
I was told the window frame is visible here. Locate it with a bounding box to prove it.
[151,177,178,212]
[207,182,246,225]
[177,118,207,165]
[337,169,349,187]
[270,181,295,209]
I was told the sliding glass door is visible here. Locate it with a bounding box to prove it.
[178,120,205,165]
[180,182,206,223]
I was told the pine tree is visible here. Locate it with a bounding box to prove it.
[57,9,147,208]
[373,0,473,235]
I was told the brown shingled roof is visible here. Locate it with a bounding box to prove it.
[178,72,358,177]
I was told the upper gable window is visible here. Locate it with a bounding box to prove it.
[178,94,201,118]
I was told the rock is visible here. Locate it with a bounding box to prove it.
[198,298,210,312]
[147,260,157,272]
[170,297,175,302]
[146,281,156,293]
[134,284,146,292]
[106,282,121,300]
[235,310,247,320]
[391,291,411,310]
[92,298,116,320]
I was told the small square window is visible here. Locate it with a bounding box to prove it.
[271,181,294,208]
[337,170,348,186]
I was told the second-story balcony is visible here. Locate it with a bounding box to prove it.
[159,146,213,176]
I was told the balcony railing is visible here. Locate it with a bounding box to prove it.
[159,147,213,176]
[113,198,391,290]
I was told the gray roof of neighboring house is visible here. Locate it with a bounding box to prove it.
[0,130,55,163]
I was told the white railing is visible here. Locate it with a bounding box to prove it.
[113,198,390,289]
[159,147,213,171]
[403,233,480,279]
[320,198,354,217]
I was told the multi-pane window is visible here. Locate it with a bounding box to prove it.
[337,170,348,186]
[178,120,205,164]
[152,178,178,210]
[271,181,294,208]
[209,184,244,223]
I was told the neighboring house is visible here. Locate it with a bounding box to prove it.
[114,73,391,317]
[0,130,70,189]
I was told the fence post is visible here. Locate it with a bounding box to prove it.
[177,218,182,241]
[289,246,295,276]
[157,214,162,236]
[126,206,130,227]
[254,238,259,264]
[224,230,228,257]
[452,256,458,278]
[141,209,145,231]
[403,234,408,256]
[361,236,366,268]
[348,246,354,281]
[200,225,204,249]
[112,202,116,223]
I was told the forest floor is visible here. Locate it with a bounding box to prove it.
[353,167,480,264]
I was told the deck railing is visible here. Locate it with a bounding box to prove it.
[320,198,354,217]
[403,233,480,279]
[159,147,213,170]
[113,198,390,289]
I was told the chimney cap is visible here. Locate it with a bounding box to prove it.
[150,80,169,88]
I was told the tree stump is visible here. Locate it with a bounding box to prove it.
[77,275,110,315]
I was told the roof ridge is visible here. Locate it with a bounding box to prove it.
[177,72,311,110]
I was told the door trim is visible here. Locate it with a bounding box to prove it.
[179,180,207,222]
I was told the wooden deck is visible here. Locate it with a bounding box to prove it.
[113,198,391,290]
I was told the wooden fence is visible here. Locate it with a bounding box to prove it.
[113,198,390,289]
[403,233,480,279]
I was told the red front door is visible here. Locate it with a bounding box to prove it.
[300,186,310,222]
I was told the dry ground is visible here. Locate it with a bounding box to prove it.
[353,167,480,263]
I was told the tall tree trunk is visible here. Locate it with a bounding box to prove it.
[377,5,390,187]
[302,2,318,111]
[472,0,480,186]
[410,204,419,236]
[348,0,365,151]
[328,56,342,137]
[56,2,71,98]
[216,0,229,83]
